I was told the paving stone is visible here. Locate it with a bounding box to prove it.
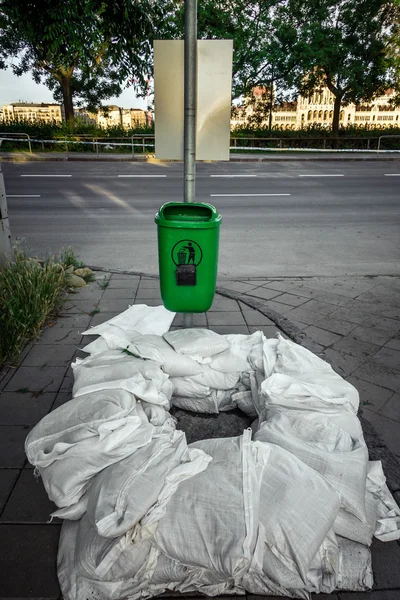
[283,306,326,325]
[67,285,104,300]
[110,273,140,280]
[371,347,400,371]
[329,306,371,325]
[135,287,163,300]
[352,362,400,393]
[0,469,19,513]
[88,311,118,327]
[363,409,400,457]
[211,325,250,335]
[106,278,140,289]
[59,375,74,394]
[49,313,92,329]
[314,316,357,336]
[61,298,100,314]
[264,300,295,315]
[299,299,338,316]
[301,338,325,355]
[173,313,207,327]
[133,298,164,307]
[207,312,247,326]
[217,281,261,294]
[3,366,67,394]
[50,392,71,411]
[244,287,282,301]
[37,326,83,345]
[332,336,380,360]
[370,538,400,589]
[271,292,309,307]
[349,325,392,347]
[304,326,342,347]
[339,592,400,599]
[20,344,77,368]
[0,524,61,597]
[0,392,55,425]
[0,426,30,467]
[96,298,134,312]
[345,377,393,413]
[260,279,304,294]
[385,338,400,352]
[379,393,400,422]
[136,279,160,289]
[209,296,241,311]
[307,290,352,307]
[1,470,58,523]
[323,349,365,377]
[242,310,275,327]
[100,287,138,299]
[289,319,309,330]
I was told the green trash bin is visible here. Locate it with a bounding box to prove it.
[155,202,222,312]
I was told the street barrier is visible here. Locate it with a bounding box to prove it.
[377,135,400,152]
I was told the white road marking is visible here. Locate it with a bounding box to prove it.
[117,174,166,178]
[384,173,400,176]
[210,174,257,178]
[20,174,72,177]
[7,194,41,197]
[298,174,344,177]
[210,193,291,197]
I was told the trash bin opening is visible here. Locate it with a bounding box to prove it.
[163,204,213,222]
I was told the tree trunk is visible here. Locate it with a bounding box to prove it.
[331,93,343,148]
[60,75,74,127]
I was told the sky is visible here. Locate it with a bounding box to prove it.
[0,67,148,109]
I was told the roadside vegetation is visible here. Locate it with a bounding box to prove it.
[0,247,93,368]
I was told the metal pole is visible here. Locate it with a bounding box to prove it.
[0,164,13,264]
[182,0,197,329]
[184,0,197,204]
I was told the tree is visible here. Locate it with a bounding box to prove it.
[271,0,400,134]
[0,0,168,126]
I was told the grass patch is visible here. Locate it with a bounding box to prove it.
[59,247,85,269]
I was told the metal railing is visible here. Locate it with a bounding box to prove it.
[377,135,400,152]
[1,132,400,154]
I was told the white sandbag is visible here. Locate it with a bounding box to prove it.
[274,333,333,376]
[163,328,229,358]
[191,365,240,390]
[172,395,218,414]
[255,441,341,584]
[26,394,154,507]
[233,390,258,418]
[155,433,257,577]
[262,337,279,377]
[336,536,373,591]
[255,410,368,521]
[72,350,172,406]
[367,460,400,541]
[81,304,175,337]
[81,335,110,355]
[141,400,170,426]
[170,377,211,399]
[51,493,88,521]
[86,431,187,538]
[210,332,263,374]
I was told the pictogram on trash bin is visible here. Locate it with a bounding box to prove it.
[177,249,187,265]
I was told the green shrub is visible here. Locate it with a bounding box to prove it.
[0,249,68,366]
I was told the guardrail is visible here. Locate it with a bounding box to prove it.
[1,132,400,154]
[377,135,400,152]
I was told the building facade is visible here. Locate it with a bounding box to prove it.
[1,103,64,123]
[231,89,400,129]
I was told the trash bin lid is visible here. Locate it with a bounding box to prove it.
[155,202,222,229]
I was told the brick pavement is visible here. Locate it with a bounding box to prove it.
[0,271,399,599]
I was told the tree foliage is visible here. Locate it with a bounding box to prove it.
[0,0,168,125]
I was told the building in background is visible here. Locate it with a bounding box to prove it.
[96,106,151,129]
[231,88,400,129]
[0,102,64,123]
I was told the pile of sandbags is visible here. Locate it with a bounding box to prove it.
[24,305,400,600]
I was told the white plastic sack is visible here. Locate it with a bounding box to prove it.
[72,351,172,406]
[255,410,368,521]
[163,328,229,358]
[81,304,175,338]
[170,377,211,399]
[25,392,154,507]
[191,366,240,390]
[336,536,373,591]
[86,430,188,538]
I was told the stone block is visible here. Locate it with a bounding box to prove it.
[38,327,82,345]
[282,306,326,325]
[360,315,400,334]
[350,325,392,347]
[211,325,250,335]
[0,426,30,467]
[352,362,400,393]
[379,393,400,422]
[100,287,138,299]
[89,312,118,327]
[217,281,261,294]
[207,312,247,326]
[244,287,282,301]
[209,296,240,311]
[96,298,134,313]
[362,409,400,457]
[242,310,275,327]
[385,338,400,352]
[329,306,370,325]
[61,298,100,314]
[3,366,67,394]
[264,300,295,315]
[332,336,380,360]
[323,349,364,377]
[304,326,342,348]
[1,470,59,523]
[0,392,55,425]
[371,347,400,371]
[345,377,393,413]
[272,293,309,307]
[135,287,163,300]
[20,344,77,368]
[0,469,19,513]
[136,279,160,289]
[106,278,140,289]
[313,316,357,336]
[0,524,61,597]
[49,313,92,329]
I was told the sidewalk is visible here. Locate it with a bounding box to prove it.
[0,271,399,599]
[1,150,400,162]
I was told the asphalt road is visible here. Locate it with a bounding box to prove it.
[2,160,400,278]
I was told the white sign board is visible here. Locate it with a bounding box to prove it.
[154,39,233,161]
